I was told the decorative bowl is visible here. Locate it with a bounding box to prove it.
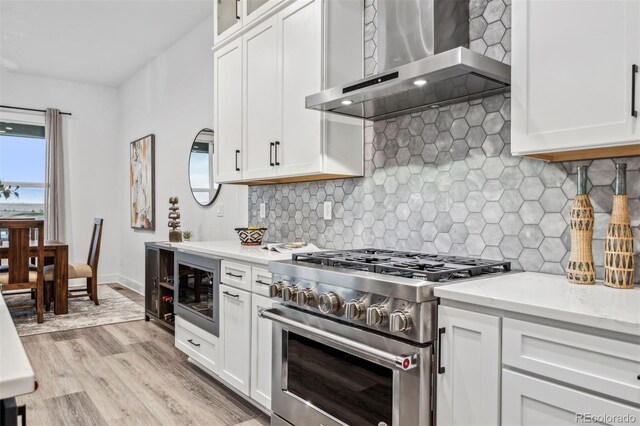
[235,227,267,246]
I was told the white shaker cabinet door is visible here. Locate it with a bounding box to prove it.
[502,370,640,426]
[511,0,640,158]
[214,38,243,183]
[219,284,251,395]
[276,0,323,177]
[243,16,280,180]
[436,305,501,426]
[250,294,274,409]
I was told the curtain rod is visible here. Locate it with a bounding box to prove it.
[0,105,72,116]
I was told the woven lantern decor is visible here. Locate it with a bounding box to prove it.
[566,166,596,285]
[604,164,634,288]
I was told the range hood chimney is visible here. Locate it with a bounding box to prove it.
[306,0,510,121]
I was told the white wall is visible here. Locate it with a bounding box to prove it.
[0,71,121,282]
[117,17,248,290]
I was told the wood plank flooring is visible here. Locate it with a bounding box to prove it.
[16,284,270,426]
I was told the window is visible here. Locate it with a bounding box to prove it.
[0,121,46,219]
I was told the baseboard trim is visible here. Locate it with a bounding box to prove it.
[112,275,144,295]
[97,274,120,285]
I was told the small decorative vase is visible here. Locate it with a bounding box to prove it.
[566,166,596,285]
[604,163,634,288]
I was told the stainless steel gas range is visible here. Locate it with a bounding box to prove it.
[259,249,511,426]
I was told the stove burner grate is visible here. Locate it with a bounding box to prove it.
[292,249,511,282]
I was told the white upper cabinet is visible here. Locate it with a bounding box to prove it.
[213,0,363,184]
[214,0,243,43]
[214,0,280,44]
[243,0,281,25]
[511,0,640,161]
[276,0,323,177]
[243,16,280,180]
[213,38,243,182]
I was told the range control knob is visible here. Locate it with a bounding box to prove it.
[345,299,367,320]
[296,289,317,306]
[366,304,389,327]
[281,285,299,302]
[268,281,285,298]
[389,310,412,332]
[318,292,341,314]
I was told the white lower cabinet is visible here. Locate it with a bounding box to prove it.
[251,294,274,409]
[502,370,640,426]
[436,306,501,426]
[175,316,220,375]
[219,284,252,396]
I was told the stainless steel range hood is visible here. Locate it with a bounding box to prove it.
[305,0,511,121]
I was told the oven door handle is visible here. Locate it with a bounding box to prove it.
[259,308,419,370]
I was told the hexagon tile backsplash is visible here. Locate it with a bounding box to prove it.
[248,0,640,281]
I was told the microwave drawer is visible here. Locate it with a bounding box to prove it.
[175,316,220,375]
[503,318,640,404]
[220,260,251,291]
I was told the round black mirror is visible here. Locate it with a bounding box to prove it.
[189,129,221,206]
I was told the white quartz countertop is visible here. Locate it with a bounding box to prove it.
[434,272,640,336]
[0,293,36,399]
[171,240,293,265]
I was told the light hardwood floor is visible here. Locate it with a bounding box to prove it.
[16,284,270,426]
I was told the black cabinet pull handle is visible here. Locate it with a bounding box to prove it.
[19,404,26,426]
[632,64,638,118]
[255,279,269,285]
[235,150,240,171]
[226,272,243,278]
[275,141,280,166]
[270,142,275,166]
[235,0,240,20]
[223,290,240,298]
[187,339,200,347]
[437,327,446,374]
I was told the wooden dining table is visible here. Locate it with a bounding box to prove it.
[0,240,69,315]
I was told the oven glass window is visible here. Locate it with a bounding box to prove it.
[287,333,393,425]
[177,263,215,319]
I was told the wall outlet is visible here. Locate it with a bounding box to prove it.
[323,201,332,220]
[217,204,224,217]
[260,203,266,219]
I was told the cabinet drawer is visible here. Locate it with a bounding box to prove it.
[220,260,251,291]
[251,267,272,297]
[503,318,640,404]
[175,317,220,375]
[502,370,640,426]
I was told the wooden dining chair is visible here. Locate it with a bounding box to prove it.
[45,218,103,308]
[0,219,45,323]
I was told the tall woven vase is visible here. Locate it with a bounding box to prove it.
[604,163,635,288]
[566,166,596,285]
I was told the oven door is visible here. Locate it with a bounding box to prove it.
[260,306,432,426]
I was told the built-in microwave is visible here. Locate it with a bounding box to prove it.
[174,251,220,336]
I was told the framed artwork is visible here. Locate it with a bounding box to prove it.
[130,134,155,230]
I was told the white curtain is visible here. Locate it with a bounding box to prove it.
[44,108,65,241]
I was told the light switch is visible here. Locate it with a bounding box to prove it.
[260,203,266,219]
[323,201,332,220]
[217,204,224,217]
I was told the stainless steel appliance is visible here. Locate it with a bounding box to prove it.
[261,249,511,426]
[305,0,511,121]
[174,251,220,336]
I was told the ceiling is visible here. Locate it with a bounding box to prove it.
[0,0,213,87]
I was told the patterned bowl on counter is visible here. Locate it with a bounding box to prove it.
[235,227,267,246]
